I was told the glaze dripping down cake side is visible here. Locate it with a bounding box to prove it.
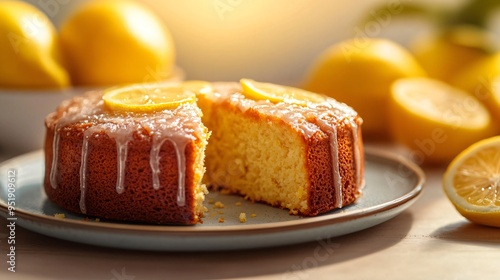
[44,91,209,225]
[199,83,364,216]
[43,81,364,225]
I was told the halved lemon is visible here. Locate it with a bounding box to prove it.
[103,83,196,113]
[240,79,325,105]
[388,77,496,164]
[443,136,500,227]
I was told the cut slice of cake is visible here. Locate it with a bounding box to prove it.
[198,80,364,216]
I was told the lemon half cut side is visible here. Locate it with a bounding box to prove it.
[240,79,325,105]
[443,136,500,227]
[388,77,496,163]
[103,83,196,113]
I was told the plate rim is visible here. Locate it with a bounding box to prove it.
[0,147,425,237]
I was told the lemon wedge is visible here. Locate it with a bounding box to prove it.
[388,77,496,164]
[443,136,500,227]
[103,83,196,113]
[240,79,325,105]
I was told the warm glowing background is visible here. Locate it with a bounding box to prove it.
[22,0,480,85]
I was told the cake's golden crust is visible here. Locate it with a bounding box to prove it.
[44,113,204,225]
[305,117,364,216]
[201,89,364,216]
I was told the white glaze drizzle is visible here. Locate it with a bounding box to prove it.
[149,137,166,191]
[106,123,134,194]
[350,120,362,189]
[50,96,104,189]
[171,139,188,206]
[314,118,343,208]
[48,91,203,213]
[210,83,362,208]
[147,119,192,207]
[79,126,101,214]
[78,123,134,212]
[49,128,61,189]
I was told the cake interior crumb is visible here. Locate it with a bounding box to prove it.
[54,213,65,219]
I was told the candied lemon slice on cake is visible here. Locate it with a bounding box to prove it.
[388,77,496,164]
[443,136,500,227]
[240,79,325,105]
[103,83,196,113]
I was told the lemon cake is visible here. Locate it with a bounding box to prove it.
[44,84,209,224]
[44,81,364,224]
[199,81,364,216]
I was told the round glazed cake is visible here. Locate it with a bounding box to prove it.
[44,86,209,225]
[44,81,364,224]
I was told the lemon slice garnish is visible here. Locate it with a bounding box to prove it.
[443,136,500,227]
[388,77,495,163]
[240,79,325,105]
[103,83,196,113]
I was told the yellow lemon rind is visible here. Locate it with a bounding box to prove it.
[240,78,325,105]
[443,136,500,227]
[102,84,196,113]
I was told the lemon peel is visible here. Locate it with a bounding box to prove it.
[443,136,500,227]
[302,38,426,139]
[240,79,325,105]
[0,1,69,88]
[59,0,175,86]
[388,78,496,164]
[103,83,196,113]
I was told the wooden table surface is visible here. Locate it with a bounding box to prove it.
[1,146,499,280]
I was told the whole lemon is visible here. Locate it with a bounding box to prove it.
[302,39,426,139]
[452,52,500,119]
[411,25,496,84]
[59,0,175,86]
[0,1,69,89]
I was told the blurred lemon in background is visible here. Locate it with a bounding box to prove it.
[0,1,69,89]
[303,38,426,139]
[59,0,175,86]
[389,77,496,164]
[452,52,500,121]
[411,25,496,83]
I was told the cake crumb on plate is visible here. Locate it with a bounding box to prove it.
[239,212,247,223]
[214,201,225,209]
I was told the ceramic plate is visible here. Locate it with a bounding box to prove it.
[0,147,424,251]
